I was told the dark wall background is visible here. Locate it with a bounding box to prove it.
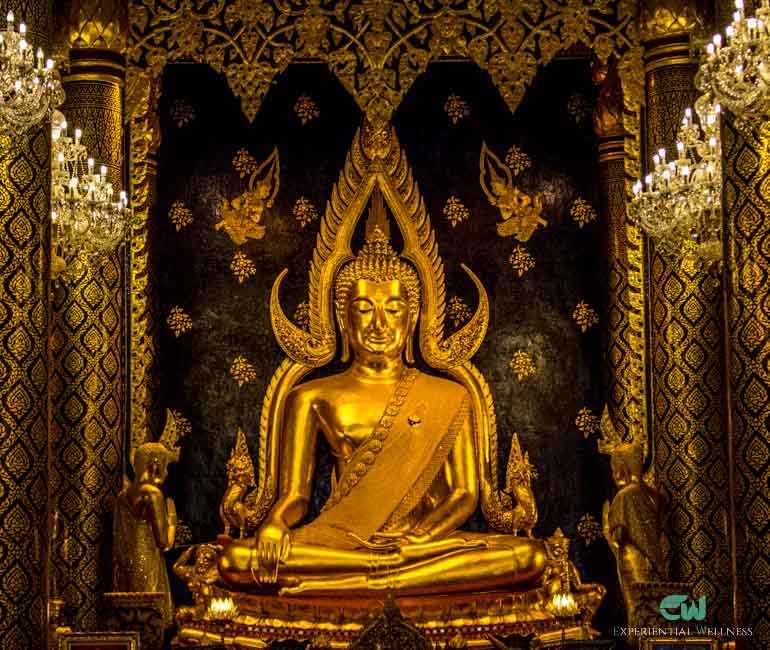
[152,59,622,633]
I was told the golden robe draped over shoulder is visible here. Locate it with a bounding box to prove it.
[292,370,470,550]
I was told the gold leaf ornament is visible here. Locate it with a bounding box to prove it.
[293,197,319,229]
[166,306,193,337]
[230,355,257,387]
[572,300,599,332]
[575,407,600,436]
[444,195,470,227]
[508,245,535,277]
[230,251,257,284]
[577,513,602,544]
[504,145,532,176]
[294,94,320,125]
[570,197,597,228]
[168,200,193,231]
[444,94,470,124]
[509,351,536,381]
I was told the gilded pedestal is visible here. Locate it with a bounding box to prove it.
[643,33,732,624]
[49,41,126,629]
[0,4,53,648]
[722,118,770,638]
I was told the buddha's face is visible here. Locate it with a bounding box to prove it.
[346,279,411,360]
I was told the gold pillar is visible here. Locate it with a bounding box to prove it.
[642,7,733,624]
[0,3,53,647]
[722,120,770,637]
[50,4,127,630]
[594,61,643,440]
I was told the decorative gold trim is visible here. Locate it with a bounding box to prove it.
[60,71,126,85]
[128,0,639,126]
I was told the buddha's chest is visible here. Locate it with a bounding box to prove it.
[320,389,393,457]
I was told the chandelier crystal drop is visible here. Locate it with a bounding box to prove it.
[50,111,132,280]
[629,96,723,265]
[696,0,770,121]
[0,11,63,136]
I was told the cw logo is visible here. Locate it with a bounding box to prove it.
[659,595,707,622]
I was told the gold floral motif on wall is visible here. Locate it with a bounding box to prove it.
[509,351,536,382]
[230,251,257,284]
[444,195,470,227]
[167,306,193,337]
[480,143,546,242]
[509,245,535,277]
[577,513,602,544]
[444,94,470,124]
[570,197,597,228]
[168,199,193,231]
[169,98,195,127]
[575,406,600,437]
[293,196,319,229]
[128,0,641,127]
[294,94,320,125]
[573,300,599,332]
[447,296,472,328]
[230,355,257,387]
[504,145,532,176]
[216,147,280,246]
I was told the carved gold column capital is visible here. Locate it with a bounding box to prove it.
[58,0,127,53]
[639,0,704,70]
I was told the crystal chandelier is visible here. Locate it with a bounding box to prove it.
[0,11,63,136]
[696,0,770,121]
[50,112,131,279]
[629,96,723,265]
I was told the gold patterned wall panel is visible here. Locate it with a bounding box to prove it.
[722,119,770,638]
[645,62,732,625]
[0,1,53,645]
[49,260,124,630]
[49,60,126,630]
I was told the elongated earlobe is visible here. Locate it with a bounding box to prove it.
[340,332,350,363]
[336,312,350,362]
[405,314,416,364]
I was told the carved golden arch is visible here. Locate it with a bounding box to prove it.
[125,0,649,463]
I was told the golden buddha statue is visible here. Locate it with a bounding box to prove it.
[178,123,604,644]
[219,186,547,595]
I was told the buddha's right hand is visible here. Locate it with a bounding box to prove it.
[256,520,290,583]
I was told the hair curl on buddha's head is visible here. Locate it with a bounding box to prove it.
[334,226,421,318]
